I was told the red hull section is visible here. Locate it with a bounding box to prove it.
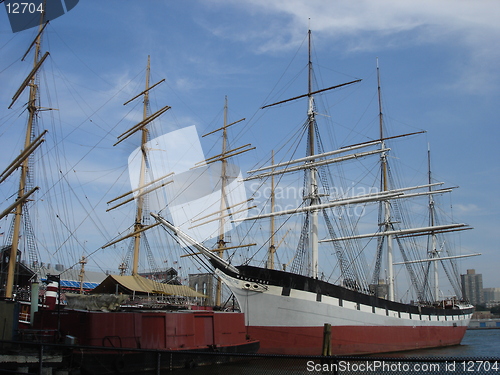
[249,325,467,355]
[34,309,258,352]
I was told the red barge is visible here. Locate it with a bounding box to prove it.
[30,306,258,372]
[33,308,258,353]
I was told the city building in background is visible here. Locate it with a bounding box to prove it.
[461,269,484,306]
[189,273,214,306]
[483,287,500,308]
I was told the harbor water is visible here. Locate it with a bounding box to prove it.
[395,328,500,357]
[2,329,499,374]
[175,329,500,374]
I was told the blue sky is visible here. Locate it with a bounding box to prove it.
[0,1,499,291]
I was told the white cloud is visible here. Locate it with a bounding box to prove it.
[228,0,500,40]
[206,0,500,92]
[453,203,480,215]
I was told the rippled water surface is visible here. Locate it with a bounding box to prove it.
[174,329,500,374]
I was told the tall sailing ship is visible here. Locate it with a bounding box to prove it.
[0,19,260,366]
[152,30,479,355]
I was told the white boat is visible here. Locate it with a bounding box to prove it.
[152,29,478,355]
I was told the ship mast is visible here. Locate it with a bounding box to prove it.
[377,58,395,301]
[215,97,230,305]
[177,98,254,305]
[131,56,151,276]
[307,29,320,279]
[104,57,170,273]
[4,21,47,299]
[209,97,254,305]
[252,29,360,280]
[427,145,439,301]
[266,150,276,269]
